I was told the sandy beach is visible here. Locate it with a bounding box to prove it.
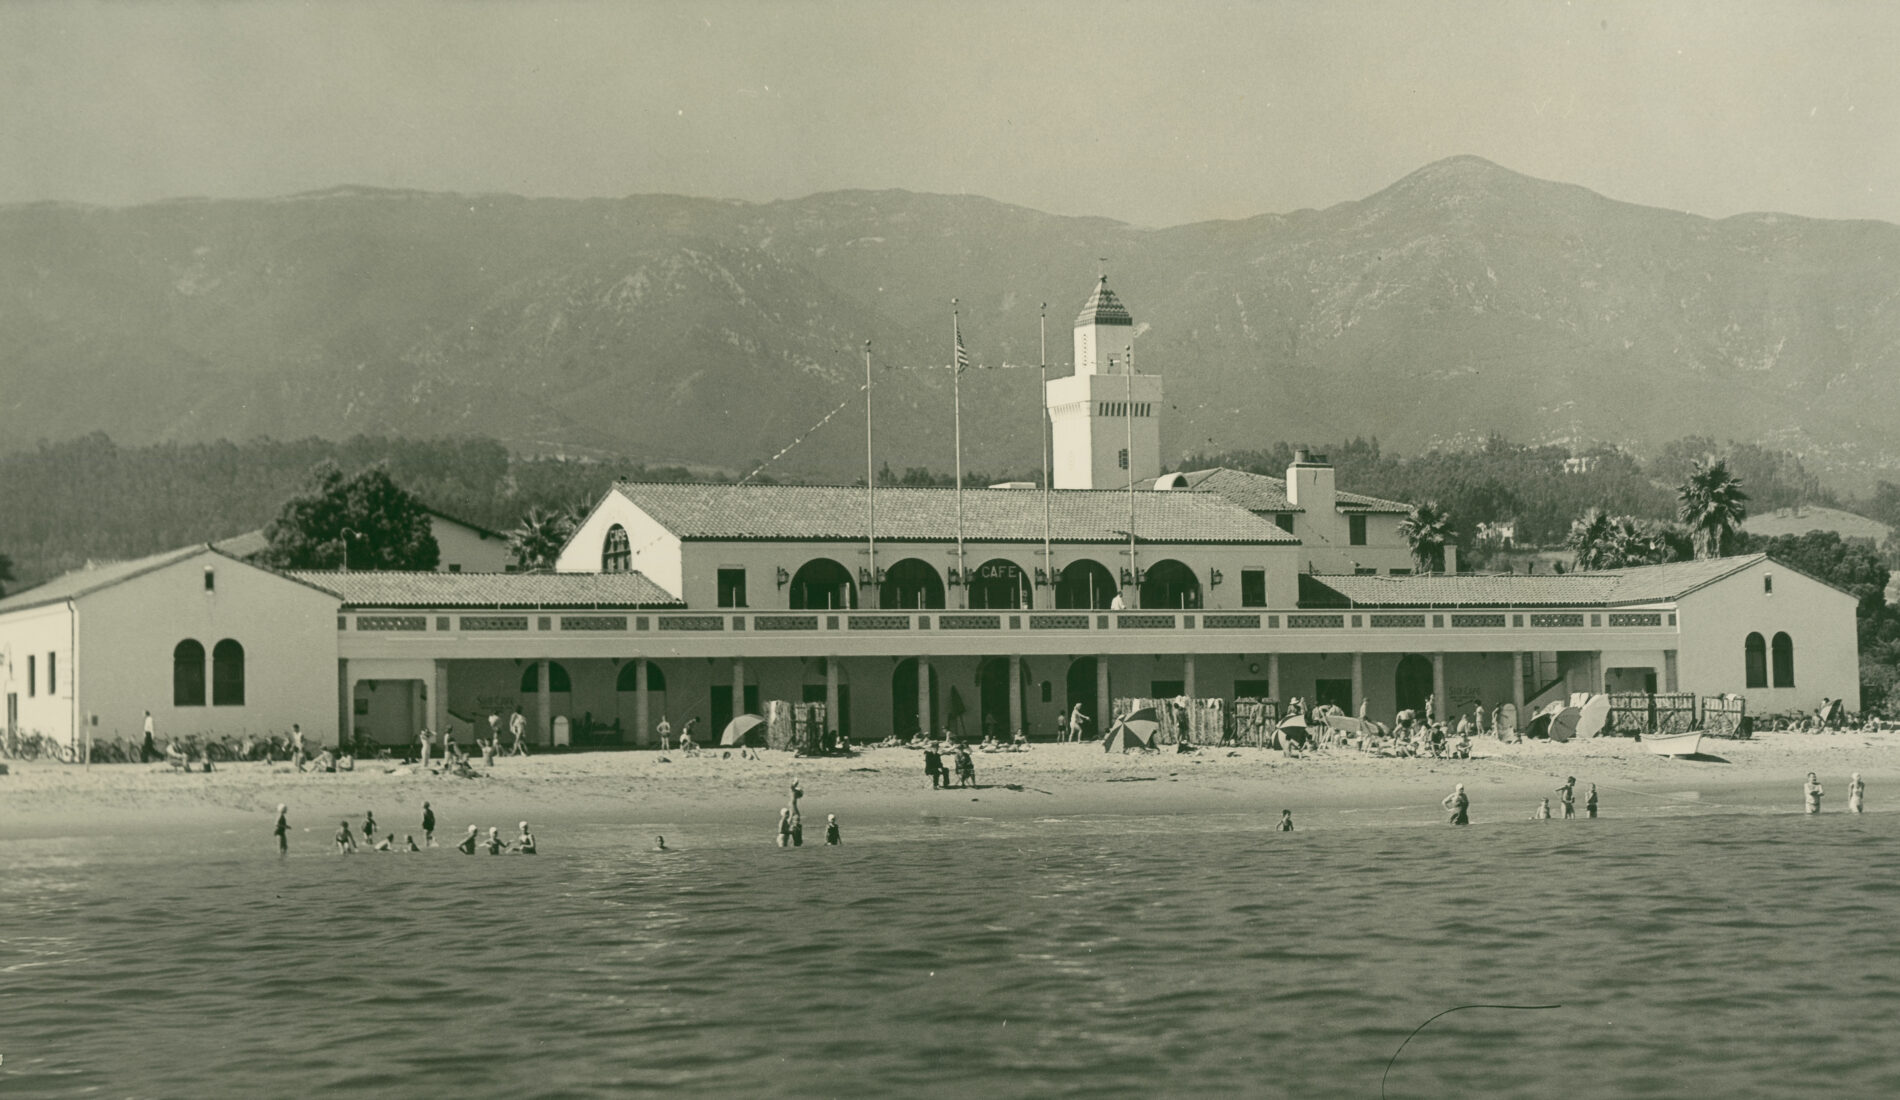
[2,731,1891,841]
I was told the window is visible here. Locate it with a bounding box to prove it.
[718,568,747,608]
[1744,632,1768,689]
[1348,514,1368,545]
[448,564,462,573]
[1772,632,1795,688]
[204,567,215,592]
[1241,569,1267,607]
[212,640,245,706]
[1040,680,1053,703]
[26,654,35,698]
[1763,574,1773,595]
[602,525,631,572]
[1355,567,1377,576]
[1274,514,1295,534]
[174,640,206,706]
[47,652,56,694]
[1389,568,1412,575]
[1118,448,1129,470]
[520,662,572,693]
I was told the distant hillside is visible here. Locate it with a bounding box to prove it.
[1743,505,1892,544]
[7,158,1900,486]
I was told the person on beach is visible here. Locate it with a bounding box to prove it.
[273,804,289,852]
[825,814,840,845]
[1533,798,1552,820]
[1586,784,1599,819]
[458,825,479,854]
[516,821,536,854]
[1804,772,1825,814]
[956,745,976,788]
[422,801,436,846]
[418,726,432,769]
[509,708,528,756]
[657,715,672,751]
[924,744,945,789]
[335,820,358,853]
[1277,810,1293,832]
[291,724,306,759]
[1849,773,1865,814]
[373,832,393,851]
[1443,784,1470,826]
[1555,777,1577,819]
[777,808,793,847]
[363,810,378,844]
[1069,703,1089,744]
[403,835,420,852]
[790,811,804,847]
[141,711,159,762]
[1474,704,1487,736]
[488,712,502,745]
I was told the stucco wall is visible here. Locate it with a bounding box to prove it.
[557,491,684,599]
[0,603,76,745]
[430,516,510,573]
[1675,561,1860,713]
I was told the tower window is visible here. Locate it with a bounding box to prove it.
[1275,514,1295,534]
[602,525,631,572]
[1349,515,1368,545]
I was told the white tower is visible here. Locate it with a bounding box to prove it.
[1045,276,1163,489]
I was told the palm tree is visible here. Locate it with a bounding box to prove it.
[507,507,576,572]
[1399,501,1454,574]
[1566,508,1616,571]
[1677,459,1749,559]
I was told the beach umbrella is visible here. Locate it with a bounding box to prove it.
[1118,706,1164,743]
[1549,706,1582,742]
[1276,712,1311,747]
[720,713,766,746]
[1102,720,1154,753]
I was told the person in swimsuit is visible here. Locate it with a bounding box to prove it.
[334,820,357,853]
[516,821,536,854]
[422,801,436,846]
[825,814,840,845]
[363,811,378,844]
[790,811,804,847]
[273,804,290,852]
[1533,798,1552,820]
[1848,772,1865,814]
[1277,810,1293,832]
[458,825,479,854]
[1443,784,1470,826]
[1555,778,1576,819]
[654,836,669,851]
[484,827,507,854]
[776,808,793,847]
[1804,772,1825,814]
[403,835,421,851]
[1586,784,1599,818]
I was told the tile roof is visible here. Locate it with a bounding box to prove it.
[0,546,209,614]
[1074,276,1133,327]
[288,570,684,609]
[1169,468,1412,515]
[610,482,1297,545]
[1297,554,1771,608]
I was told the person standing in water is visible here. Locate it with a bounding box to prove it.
[825,814,840,845]
[789,810,804,847]
[1849,772,1866,814]
[363,811,378,844]
[334,820,358,853]
[1804,772,1825,814]
[1533,798,1552,820]
[1586,784,1599,819]
[1554,778,1577,819]
[654,836,669,851]
[515,821,536,854]
[458,825,479,854]
[776,808,793,847]
[1277,810,1293,832]
[1443,784,1470,826]
[484,827,507,854]
[421,801,436,846]
[273,804,290,853]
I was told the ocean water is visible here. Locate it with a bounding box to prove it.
[3,810,1898,1099]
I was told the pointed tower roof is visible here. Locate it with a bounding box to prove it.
[1074,276,1133,328]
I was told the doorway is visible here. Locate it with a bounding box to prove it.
[1395,654,1433,715]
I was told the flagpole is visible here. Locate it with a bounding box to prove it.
[1125,342,1137,609]
[1039,303,1052,609]
[864,339,876,609]
[952,301,966,608]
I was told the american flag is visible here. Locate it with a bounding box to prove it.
[953,315,970,373]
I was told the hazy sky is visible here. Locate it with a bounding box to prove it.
[3,1,1897,226]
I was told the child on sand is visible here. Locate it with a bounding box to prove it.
[404,835,421,852]
[363,811,378,844]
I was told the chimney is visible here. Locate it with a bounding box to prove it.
[1286,449,1336,516]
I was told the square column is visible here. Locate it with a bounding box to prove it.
[1096,655,1111,732]
[1431,653,1447,722]
[432,659,449,736]
[917,657,932,736]
[1267,654,1280,703]
[634,659,650,747]
[1184,654,1197,702]
[1008,654,1023,734]
[1512,652,1526,720]
[538,660,552,744]
[1350,652,1364,718]
[826,657,841,736]
[336,659,351,749]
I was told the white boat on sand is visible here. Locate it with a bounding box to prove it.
[1643,732,1704,757]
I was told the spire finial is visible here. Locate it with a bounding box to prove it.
[1098,257,1108,282]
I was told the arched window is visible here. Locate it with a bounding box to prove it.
[967,558,1030,609]
[1772,632,1795,688]
[615,661,666,693]
[1744,632,1768,689]
[212,639,245,706]
[790,558,857,609]
[1140,559,1202,609]
[880,558,946,610]
[173,640,206,707]
[602,525,631,572]
[521,662,572,693]
[1056,560,1117,609]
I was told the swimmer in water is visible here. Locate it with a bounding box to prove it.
[1804,772,1825,814]
[485,827,507,855]
[825,814,840,845]
[777,808,792,848]
[422,801,436,846]
[515,821,536,854]
[1442,784,1470,826]
[273,804,289,853]
[1849,772,1865,814]
[404,835,421,852]
[335,820,358,853]
[458,825,479,854]
[1533,798,1552,820]
[373,833,393,851]
[1554,777,1576,819]
[1277,810,1293,832]
[654,835,669,851]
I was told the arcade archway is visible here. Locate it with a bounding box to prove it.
[1055,560,1117,609]
[880,558,946,609]
[967,558,1030,609]
[1140,559,1202,609]
[790,557,857,609]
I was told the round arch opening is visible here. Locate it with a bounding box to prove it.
[881,558,946,610]
[967,558,1030,609]
[1140,559,1202,609]
[790,557,858,609]
[1056,560,1117,609]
